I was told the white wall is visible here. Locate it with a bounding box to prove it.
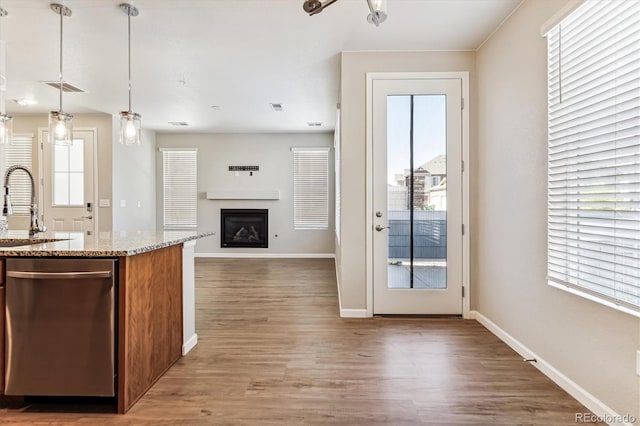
[475,0,639,418]
[338,51,476,309]
[155,133,335,256]
[112,125,157,231]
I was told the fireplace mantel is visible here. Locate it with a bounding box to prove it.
[206,190,281,200]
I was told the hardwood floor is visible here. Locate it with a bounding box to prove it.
[0,258,602,425]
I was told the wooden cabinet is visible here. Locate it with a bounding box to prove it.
[0,258,5,395]
[117,244,183,413]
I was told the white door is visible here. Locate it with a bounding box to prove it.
[371,78,463,314]
[40,129,97,233]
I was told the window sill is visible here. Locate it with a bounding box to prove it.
[548,280,640,319]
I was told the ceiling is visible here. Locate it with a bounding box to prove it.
[0,0,521,134]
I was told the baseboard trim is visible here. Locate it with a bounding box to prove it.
[339,309,369,318]
[471,310,632,426]
[195,253,336,259]
[335,259,343,314]
[182,333,198,356]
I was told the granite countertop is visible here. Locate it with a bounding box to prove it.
[0,230,215,257]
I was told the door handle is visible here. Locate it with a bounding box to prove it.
[79,215,93,220]
[375,225,390,231]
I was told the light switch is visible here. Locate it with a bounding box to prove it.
[99,199,110,208]
[120,199,127,208]
[137,201,142,208]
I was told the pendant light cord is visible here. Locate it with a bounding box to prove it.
[59,9,63,112]
[128,10,132,113]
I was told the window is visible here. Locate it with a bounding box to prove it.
[546,0,640,315]
[4,134,33,215]
[293,147,330,229]
[161,148,197,229]
[53,139,84,206]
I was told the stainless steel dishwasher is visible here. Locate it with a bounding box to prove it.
[4,258,116,397]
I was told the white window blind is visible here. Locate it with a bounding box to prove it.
[162,148,197,229]
[293,147,330,230]
[546,0,640,314]
[4,135,34,215]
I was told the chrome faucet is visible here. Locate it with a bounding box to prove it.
[3,165,47,236]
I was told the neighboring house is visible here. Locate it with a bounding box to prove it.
[393,154,447,210]
[387,184,408,211]
[427,177,446,211]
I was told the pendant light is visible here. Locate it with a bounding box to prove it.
[48,3,73,146]
[366,0,387,26]
[119,3,141,145]
[0,7,12,145]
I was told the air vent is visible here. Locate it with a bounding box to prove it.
[270,103,283,112]
[307,122,322,127]
[168,121,189,127]
[42,81,86,93]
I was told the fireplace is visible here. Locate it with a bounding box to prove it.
[220,209,268,248]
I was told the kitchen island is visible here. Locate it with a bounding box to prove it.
[0,230,213,414]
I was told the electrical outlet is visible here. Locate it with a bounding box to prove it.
[636,350,640,377]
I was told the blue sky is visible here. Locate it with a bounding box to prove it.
[386,95,447,185]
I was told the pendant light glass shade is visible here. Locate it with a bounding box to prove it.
[119,3,141,145]
[49,3,73,146]
[119,111,141,145]
[48,111,73,146]
[0,114,12,145]
[366,0,387,25]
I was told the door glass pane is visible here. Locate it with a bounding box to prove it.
[69,140,84,172]
[387,95,447,289]
[54,144,69,171]
[54,172,69,205]
[52,139,84,206]
[69,172,84,205]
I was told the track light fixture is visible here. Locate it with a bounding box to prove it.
[302,0,387,26]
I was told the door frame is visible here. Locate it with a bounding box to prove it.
[365,72,470,318]
[37,127,99,233]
